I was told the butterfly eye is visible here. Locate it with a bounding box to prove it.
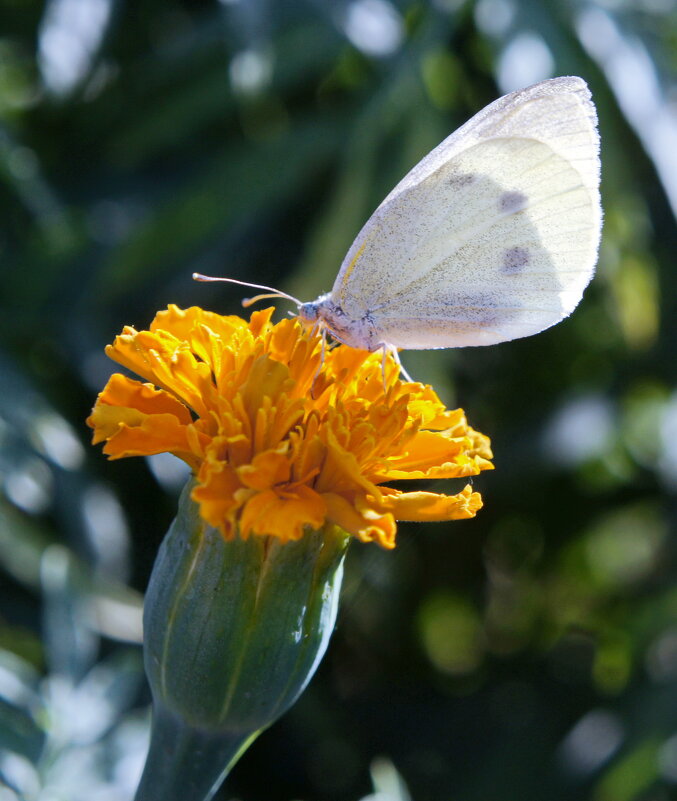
[299,302,320,323]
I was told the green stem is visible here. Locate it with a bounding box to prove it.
[134,702,259,801]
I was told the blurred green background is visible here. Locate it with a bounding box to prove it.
[1,0,676,799]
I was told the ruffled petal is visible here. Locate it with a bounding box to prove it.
[105,330,214,418]
[92,374,193,423]
[324,492,396,549]
[193,459,244,535]
[315,429,383,500]
[237,446,291,490]
[239,485,327,543]
[99,413,201,467]
[379,485,484,521]
[375,429,494,481]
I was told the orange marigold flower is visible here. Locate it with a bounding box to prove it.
[87,305,493,549]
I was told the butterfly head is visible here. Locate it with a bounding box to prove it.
[298,295,331,325]
[299,295,378,351]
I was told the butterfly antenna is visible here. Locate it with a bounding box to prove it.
[192,273,302,308]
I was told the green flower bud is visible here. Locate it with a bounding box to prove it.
[134,481,350,801]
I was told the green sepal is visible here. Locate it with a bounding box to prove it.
[135,480,349,801]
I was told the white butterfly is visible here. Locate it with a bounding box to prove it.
[196,76,601,361]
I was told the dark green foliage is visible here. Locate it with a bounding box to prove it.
[0,1,676,799]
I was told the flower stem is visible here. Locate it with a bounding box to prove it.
[134,702,259,801]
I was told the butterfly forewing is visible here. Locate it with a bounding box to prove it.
[330,76,601,350]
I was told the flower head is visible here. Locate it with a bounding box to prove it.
[87,305,493,548]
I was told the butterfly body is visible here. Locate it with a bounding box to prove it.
[299,296,382,351]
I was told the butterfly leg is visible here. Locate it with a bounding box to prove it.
[378,344,415,389]
[311,326,328,396]
[380,343,388,393]
[389,346,414,383]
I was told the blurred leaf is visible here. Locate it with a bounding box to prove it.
[595,738,662,801]
[41,545,98,681]
[96,116,345,300]
[0,1,676,799]
[0,650,44,762]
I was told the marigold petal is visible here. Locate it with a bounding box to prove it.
[152,306,272,386]
[316,429,382,500]
[252,394,305,454]
[193,460,244,533]
[97,412,201,466]
[106,330,214,418]
[323,492,396,549]
[151,305,249,348]
[248,307,276,338]
[93,374,193,423]
[406,391,466,430]
[324,345,374,388]
[379,430,492,480]
[237,446,291,490]
[150,304,205,334]
[379,485,484,521]
[242,356,295,427]
[468,428,494,461]
[268,318,321,388]
[289,431,324,485]
[239,486,327,543]
[87,403,141,445]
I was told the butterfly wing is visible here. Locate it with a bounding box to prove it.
[331,76,601,349]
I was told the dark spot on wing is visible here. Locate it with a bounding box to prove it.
[499,191,528,213]
[448,173,476,188]
[502,246,530,273]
